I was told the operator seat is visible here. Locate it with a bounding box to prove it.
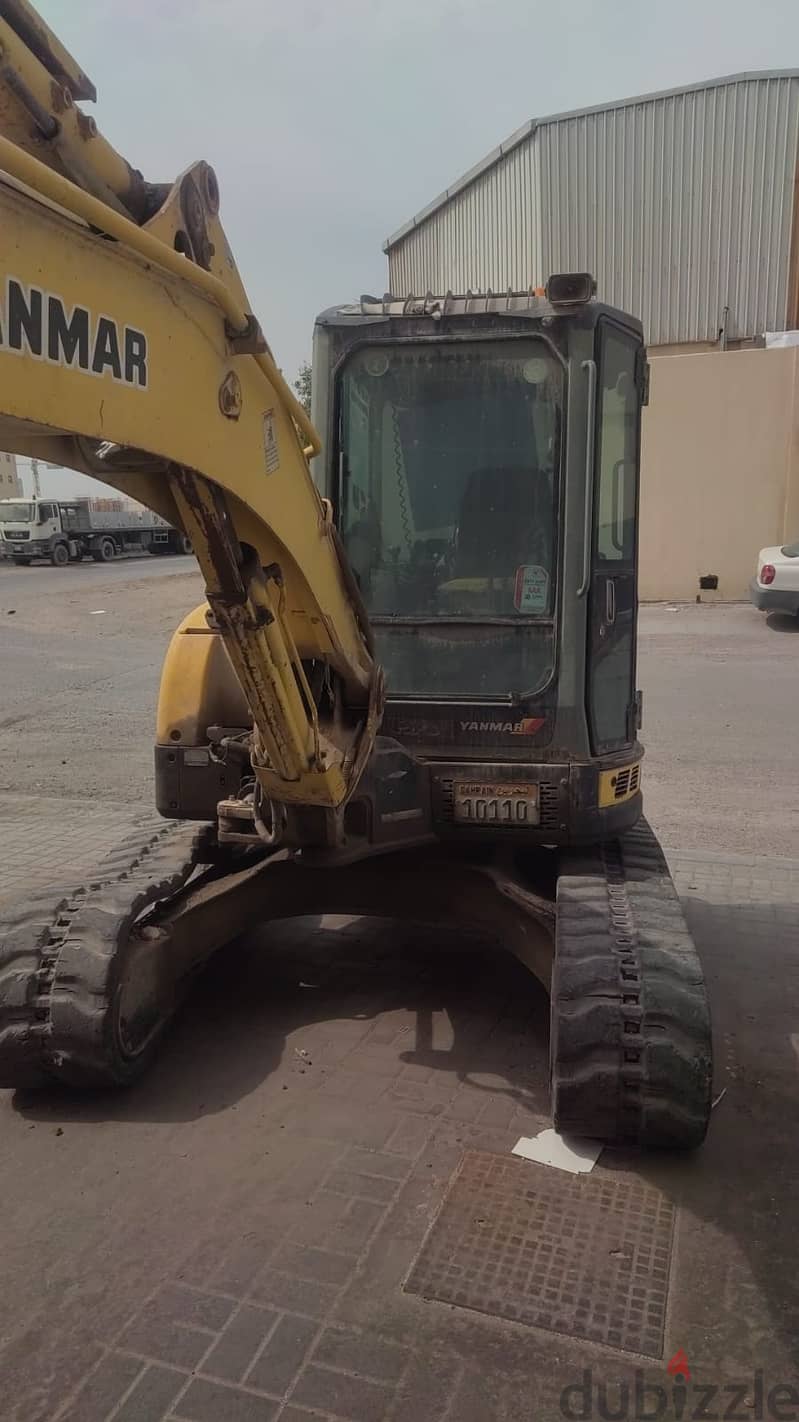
[452,465,552,579]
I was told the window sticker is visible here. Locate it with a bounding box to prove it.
[514,564,549,613]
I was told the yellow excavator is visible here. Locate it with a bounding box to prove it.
[0,0,711,1146]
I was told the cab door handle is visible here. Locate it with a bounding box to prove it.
[577,359,597,598]
[606,577,616,625]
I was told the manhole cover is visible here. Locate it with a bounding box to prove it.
[405,1151,674,1357]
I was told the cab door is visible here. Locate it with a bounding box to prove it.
[586,322,644,755]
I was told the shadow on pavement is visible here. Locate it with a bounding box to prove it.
[12,914,549,1128]
[10,892,799,1387]
[765,610,799,633]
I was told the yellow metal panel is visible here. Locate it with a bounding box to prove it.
[157,611,350,806]
[0,18,379,822]
[155,606,250,746]
[0,0,96,100]
[0,181,370,689]
[598,763,642,809]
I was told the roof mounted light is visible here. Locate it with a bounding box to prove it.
[545,273,596,306]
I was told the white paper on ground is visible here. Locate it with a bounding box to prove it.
[512,1128,602,1174]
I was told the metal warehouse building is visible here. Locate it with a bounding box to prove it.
[384,71,799,348]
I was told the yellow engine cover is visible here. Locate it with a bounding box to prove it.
[156,604,250,748]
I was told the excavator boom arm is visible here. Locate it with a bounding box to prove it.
[0,4,379,821]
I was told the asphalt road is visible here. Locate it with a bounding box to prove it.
[638,600,799,856]
[0,555,202,804]
[0,552,193,597]
[1,558,797,854]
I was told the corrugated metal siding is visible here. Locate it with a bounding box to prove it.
[387,74,799,344]
[389,138,543,298]
[539,75,799,343]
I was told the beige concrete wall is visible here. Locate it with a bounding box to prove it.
[640,347,799,600]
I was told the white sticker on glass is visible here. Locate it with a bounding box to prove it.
[514,563,549,613]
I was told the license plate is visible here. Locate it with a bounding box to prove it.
[453,781,539,826]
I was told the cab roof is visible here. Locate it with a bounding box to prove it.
[316,290,643,336]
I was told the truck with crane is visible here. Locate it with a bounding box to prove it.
[0,0,711,1148]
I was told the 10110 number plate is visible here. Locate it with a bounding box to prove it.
[453,782,539,826]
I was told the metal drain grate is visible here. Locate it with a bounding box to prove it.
[405,1151,674,1357]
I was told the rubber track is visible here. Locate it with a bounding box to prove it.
[0,817,214,1088]
[551,818,712,1148]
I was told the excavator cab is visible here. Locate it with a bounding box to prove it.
[311,281,647,847]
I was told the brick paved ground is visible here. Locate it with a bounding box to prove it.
[0,795,146,906]
[1,806,798,1420]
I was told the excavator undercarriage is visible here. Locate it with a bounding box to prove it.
[0,0,712,1147]
[0,813,711,1148]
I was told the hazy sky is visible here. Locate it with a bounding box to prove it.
[14,0,799,498]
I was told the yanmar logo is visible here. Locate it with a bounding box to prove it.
[459,717,545,736]
[0,276,148,389]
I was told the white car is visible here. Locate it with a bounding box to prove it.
[750,542,799,617]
